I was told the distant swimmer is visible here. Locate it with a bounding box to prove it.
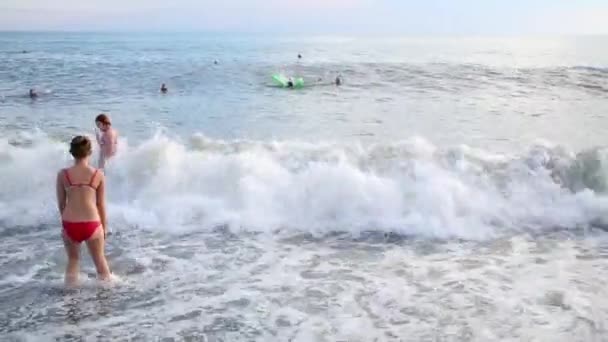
[287,77,294,88]
[214,60,219,65]
[335,76,342,86]
[298,54,302,59]
[29,88,38,99]
[160,83,168,93]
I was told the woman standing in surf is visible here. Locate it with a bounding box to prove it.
[95,114,118,170]
[56,136,111,286]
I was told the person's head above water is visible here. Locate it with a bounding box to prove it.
[69,135,93,160]
[298,54,302,59]
[29,88,37,98]
[95,113,112,131]
[160,83,168,92]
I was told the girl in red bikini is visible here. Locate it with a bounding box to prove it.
[56,136,111,285]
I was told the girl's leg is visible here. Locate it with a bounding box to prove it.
[85,226,111,281]
[62,232,81,286]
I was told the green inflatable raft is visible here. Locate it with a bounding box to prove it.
[272,74,304,88]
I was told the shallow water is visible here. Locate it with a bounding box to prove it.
[3,230,608,341]
[0,33,607,341]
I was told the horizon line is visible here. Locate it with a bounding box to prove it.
[1,30,607,38]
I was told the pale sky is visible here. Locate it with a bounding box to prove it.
[1,0,608,34]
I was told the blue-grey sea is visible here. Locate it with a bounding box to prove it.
[1,33,608,341]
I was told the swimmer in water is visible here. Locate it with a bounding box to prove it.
[287,77,294,88]
[335,76,342,86]
[298,54,302,59]
[29,88,38,99]
[95,114,118,170]
[56,136,111,286]
[160,83,168,93]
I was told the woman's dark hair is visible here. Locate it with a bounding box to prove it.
[70,135,92,159]
[95,113,111,126]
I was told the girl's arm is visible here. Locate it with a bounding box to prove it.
[56,171,66,215]
[96,172,108,238]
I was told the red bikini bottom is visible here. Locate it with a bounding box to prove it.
[62,221,101,243]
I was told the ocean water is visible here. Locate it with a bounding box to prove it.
[1,33,608,341]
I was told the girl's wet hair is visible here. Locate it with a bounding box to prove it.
[95,113,111,126]
[70,135,92,159]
